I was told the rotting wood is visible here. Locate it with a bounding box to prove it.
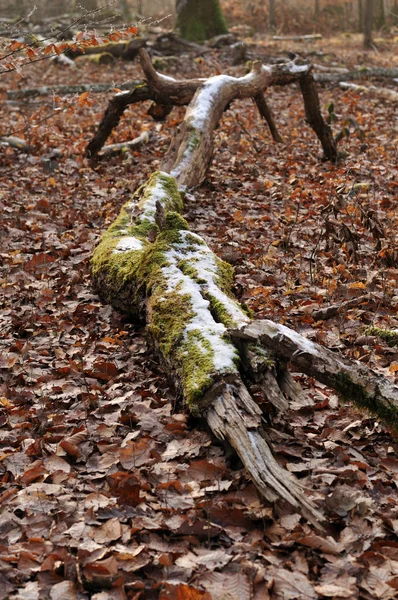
[86,49,337,160]
[7,82,142,100]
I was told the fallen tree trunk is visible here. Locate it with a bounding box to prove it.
[91,53,397,526]
[91,171,324,526]
[66,37,147,61]
[98,130,151,158]
[7,82,145,100]
[339,81,398,101]
[314,67,398,83]
[86,49,337,160]
[273,34,322,41]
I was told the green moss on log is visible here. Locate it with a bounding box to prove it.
[365,327,398,347]
[334,371,398,428]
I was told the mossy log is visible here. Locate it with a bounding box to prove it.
[91,51,397,526]
[86,49,337,161]
[92,171,324,526]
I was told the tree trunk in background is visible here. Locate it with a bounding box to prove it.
[358,0,364,31]
[364,0,374,48]
[78,0,98,10]
[314,0,320,22]
[176,0,228,42]
[119,0,133,21]
[269,0,276,32]
[376,0,386,28]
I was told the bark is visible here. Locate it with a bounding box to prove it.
[176,0,228,42]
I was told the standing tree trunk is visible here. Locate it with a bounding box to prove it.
[176,0,228,42]
[269,0,276,32]
[364,0,374,48]
[358,0,364,32]
[119,0,133,22]
[314,0,320,22]
[376,0,386,28]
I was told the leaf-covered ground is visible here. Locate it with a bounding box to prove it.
[0,33,398,600]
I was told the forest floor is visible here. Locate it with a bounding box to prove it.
[0,32,398,600]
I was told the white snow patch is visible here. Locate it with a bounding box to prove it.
[114,236,144,253]
[187,75,233,131]
[158,229,251,375]
[160,235,241,374]
[139,171,173,222]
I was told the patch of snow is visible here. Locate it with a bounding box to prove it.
[139,171,173,222]
[161,237,241,374]
[114,236,144,252]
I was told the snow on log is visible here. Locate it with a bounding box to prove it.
[86,49,337,161]
[162,60,337,188]
[231,320,398,427]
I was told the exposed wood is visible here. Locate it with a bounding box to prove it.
[206,382,324,526]
[231,320,398,427]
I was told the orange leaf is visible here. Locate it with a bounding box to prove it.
[126,26,139,35]
[349,281,367,290]
[78,91,90,105]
